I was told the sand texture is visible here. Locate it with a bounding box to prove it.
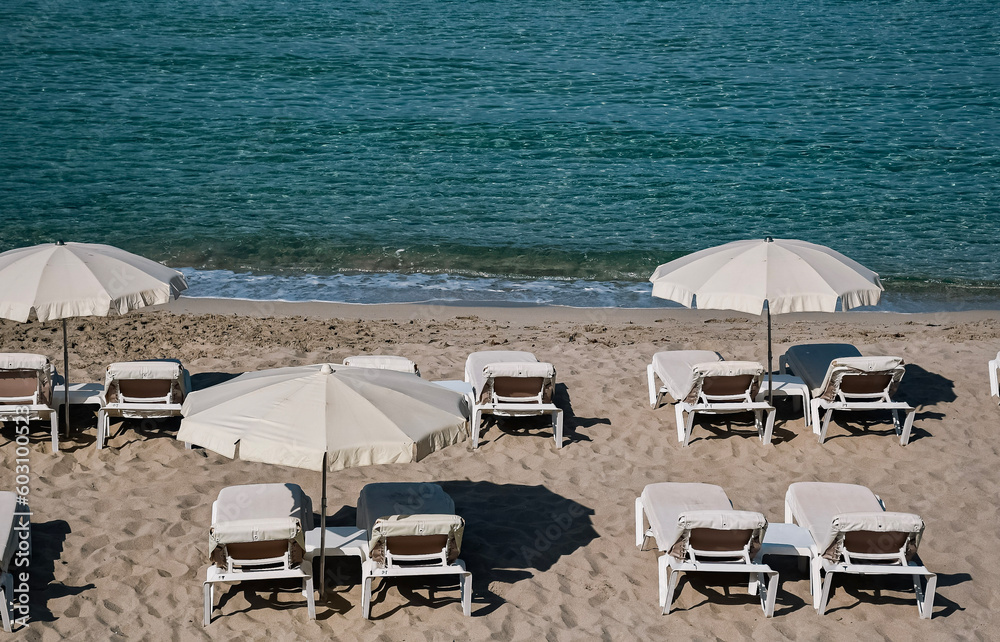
[1,299,999,640]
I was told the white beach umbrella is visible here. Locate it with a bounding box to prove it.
[649,237,883,400]
[177,363,469,594]
[0,241,188,425]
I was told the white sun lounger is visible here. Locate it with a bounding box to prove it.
[357,482,471,619]
[0,354,59,453]
[780,344,914,445]
[0,492,28,632]
[989,351,1000,402]
[204,483,315,625]
[343,355,420,376]
[635,482,777,616]
[465,351,563,449]
[97,360,190,450]
[647,351,775,446]
[784,482,935,618]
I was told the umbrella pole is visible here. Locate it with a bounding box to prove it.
[62,318,70,436]
[319,451,328,598]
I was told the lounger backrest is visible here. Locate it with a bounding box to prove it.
[0,353,53,406]
[209,516,305,569]
[210,483,313,569]
[816,357,905,402]
[343,355,420,376]
[690,361,763,404]
[819,511,924,563]
[103,360,187,404]
[369,513,465,566]
[479,362,555,405]
[669,510,767,561]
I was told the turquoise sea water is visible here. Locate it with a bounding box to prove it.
[2,0,998,309]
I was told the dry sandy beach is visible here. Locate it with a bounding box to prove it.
[2,298,999,641]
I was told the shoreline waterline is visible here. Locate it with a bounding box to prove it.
[176,267,1000,315]
[159,296,1000,325]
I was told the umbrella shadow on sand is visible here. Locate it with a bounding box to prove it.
[316,481,597,618]
[24,520,96,625]
[477,383,610,448]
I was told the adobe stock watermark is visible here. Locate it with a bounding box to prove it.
[11,407,33,629]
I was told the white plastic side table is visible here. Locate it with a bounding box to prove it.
[758,522,813,573]
[756,375,811,430]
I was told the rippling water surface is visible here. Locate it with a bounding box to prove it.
[2,0,998,308]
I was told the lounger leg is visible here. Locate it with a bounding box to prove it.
[784,499,793,524]
[304,574,316,620]
[96,410,106,450]
[818,405,833,444]
[472,407,482,449]
[49,410,59,453]
[203,582,213,626]
[674,405,685,442]
[818,570,835,615]
[635,497,646,549]
[553,409,563,448]
[682,410,696,447]
[898,408,915,446]
[810,399,822,436]
[362,575,373,619]
[810,558,822,609]
[660,558,680,615]
[647,364,658,408]
[761,570,778,617]
[1,575,11,633]
[758,408,775,445]
[915,572,936,619]
[765,407,776,445]
[990,360,999,398]
[461,571,472,616]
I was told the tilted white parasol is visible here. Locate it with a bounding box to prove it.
[177,363,470,594]
[0,241,188,426]
[649,237,884,400]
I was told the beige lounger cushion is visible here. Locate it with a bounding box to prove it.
[343,355,419,375]
[651,351,721,403]
[652,352,762,404]
[0,353,51,372]
[210,483,312,566]
[783,344,862,391]
[642,483,729,550]
[102,359,189,405]
[357,482,463,565]
[0,353,55,406]
[0,491,23,572]
[466,350,555,404]
[783,344,905,399]
[786,482,923,561]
